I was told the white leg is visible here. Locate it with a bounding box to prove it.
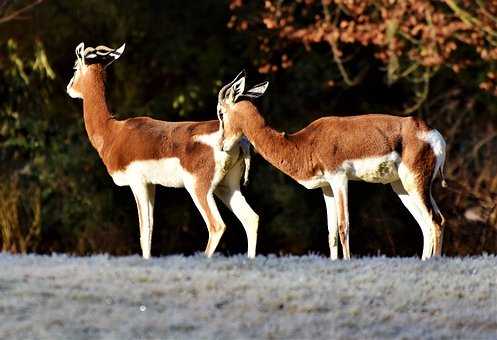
[185,181,226,258]
[215,160,259,258]
[322,186,339,260]
[131,183,155,259]
[329,175,351,260]
[215,187,259,258]
[391,180,433,260]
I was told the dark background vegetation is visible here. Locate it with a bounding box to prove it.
[1,0,496,257]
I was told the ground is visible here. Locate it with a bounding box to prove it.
[0,254,496,339]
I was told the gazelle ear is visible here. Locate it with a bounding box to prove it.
[104,43,125,68]
[244,81,269,99]
[75,42,85,65]
[231,76,246,102]
[219,70,246,102]
[114,43,125,56]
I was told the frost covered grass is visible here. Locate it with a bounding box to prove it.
[0,254,496,339]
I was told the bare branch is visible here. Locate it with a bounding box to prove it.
[445,0,497,44]
[322,1,365,87]
[402,69,431,115]
[0,0,43,25]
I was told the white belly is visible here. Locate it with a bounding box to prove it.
[344,152,401,184]
[297,176,328,189]
[111,158,187,187]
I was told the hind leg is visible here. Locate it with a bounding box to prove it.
[391,180,433,260]
[430,198,445,256]
[412,188,443,258]
[397,164,443,259]
[428,177,445,256]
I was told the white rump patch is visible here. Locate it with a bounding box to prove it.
[417,130,446,158]
[417,129,447,223]
[111,158,189,187]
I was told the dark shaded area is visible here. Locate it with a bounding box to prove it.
[1,1,496,257]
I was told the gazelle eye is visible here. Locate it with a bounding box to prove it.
[217,108,224,120]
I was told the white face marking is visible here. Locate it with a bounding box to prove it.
[67,61,87,99]
[111,158,189,187]
[66,76,82,98]
[216,100,243,152]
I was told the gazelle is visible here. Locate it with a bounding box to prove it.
[217,71,447,260]
[66,44,259,259]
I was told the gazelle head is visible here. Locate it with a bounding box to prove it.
[217,71,269,151]
[66,42,125,99]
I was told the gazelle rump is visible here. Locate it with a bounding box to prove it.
[217,71,447,260]
[67,44,259,259]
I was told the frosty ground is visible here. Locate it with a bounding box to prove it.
[0,254,496,339]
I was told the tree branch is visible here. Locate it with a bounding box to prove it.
[0,0,43,25]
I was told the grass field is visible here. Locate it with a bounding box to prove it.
[1,254,496,339]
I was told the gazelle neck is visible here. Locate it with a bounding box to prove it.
[81,67,115,153]
[236,102,313,181]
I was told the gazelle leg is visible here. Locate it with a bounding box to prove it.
[409,191,440,259]
[215,187,259,258]
[186,181,226,257]
[409,186,444,258]
[131,183,155,259]
[429,194,445,256]
[391,180,433,260]
[329,175,351,260]
[322,186,339,260]
[214,160,259,258]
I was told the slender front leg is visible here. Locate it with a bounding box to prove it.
[185,180,226,257]
[215,187,259,258]
[215,160,259,258]
[131,183,155,259]
[322,186,339,260]
[329,175,350,260]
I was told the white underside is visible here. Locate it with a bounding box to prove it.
[298,151,402,189]
[111,157,188,187]
[110,131,238,188]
